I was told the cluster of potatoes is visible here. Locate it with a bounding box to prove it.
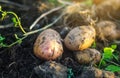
[33,1,120,77]
[33,25,101,65]
[33,0,120,65]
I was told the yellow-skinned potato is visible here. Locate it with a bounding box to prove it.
[34,29,63,60]
[64,26,96,51]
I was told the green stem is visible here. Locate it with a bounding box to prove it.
[7,12,26,34]
[7,36,27,47]
[98,54,104,68]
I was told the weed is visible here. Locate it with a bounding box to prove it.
[98,44,120,72]
[0,6,26,34]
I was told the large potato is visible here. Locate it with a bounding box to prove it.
[34,29,63,60]
[64,26,96,51]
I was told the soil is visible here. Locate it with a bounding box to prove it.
[0,0,82,78]
[0,0,120,78]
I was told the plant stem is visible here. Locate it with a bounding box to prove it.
[29,5,65,30]
[24,13,64,36]
[7,12,27,34]
[98,54,104,68]
[7,36,27,47]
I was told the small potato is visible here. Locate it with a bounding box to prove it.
[103,71,115,78]
[34,29,63,60]
[80,67,115,78]
[74,48,101,64]
[64,26,96,51]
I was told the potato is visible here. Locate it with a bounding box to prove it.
[74,48,101,64]
[80,67,115,78]
[34,61,67,78]
[103,71,115,78]
[95,21,120,41]
[64,26,96,51]
[34,29,63,60]
[92,0,120,20]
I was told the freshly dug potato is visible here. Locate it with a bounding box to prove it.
[95,21,120,41]
[80,67,115,78]
[103,71,115,78]
[34,29,63,60]
[92,0,120,20]
[34,61,67,78]
[64,26,96,51]
[74,48,101,64]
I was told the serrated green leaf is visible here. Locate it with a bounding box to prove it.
[111,44,117,50]
[105,65,120,72]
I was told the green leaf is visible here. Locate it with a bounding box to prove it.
[12,17,18,27]
[0,42,8,47]
[112,54,119,62]
[103,47,114,60]
[111,44,117,50]
[104,47,114,53]
[91,41,96,48]
[0,6,2,11]
[105,65,120,72]
[0,35,5,42]
[101,60,106,66]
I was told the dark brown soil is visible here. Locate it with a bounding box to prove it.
[0,0,83,78]
[0,0,120,78]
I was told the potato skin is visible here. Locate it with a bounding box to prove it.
[74,48,101,64]
[92,0,120,20]
[95,21,120,41]
[34,29,63,60]
[80,67,115,78]
[64,26,96,51]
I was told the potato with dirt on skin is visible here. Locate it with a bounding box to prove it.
[80,67,115,78]
[95,21,120,41]
[64,26,96,51]
[74,48,101,64]
[92,0,120,20]
[34,29,63,60]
